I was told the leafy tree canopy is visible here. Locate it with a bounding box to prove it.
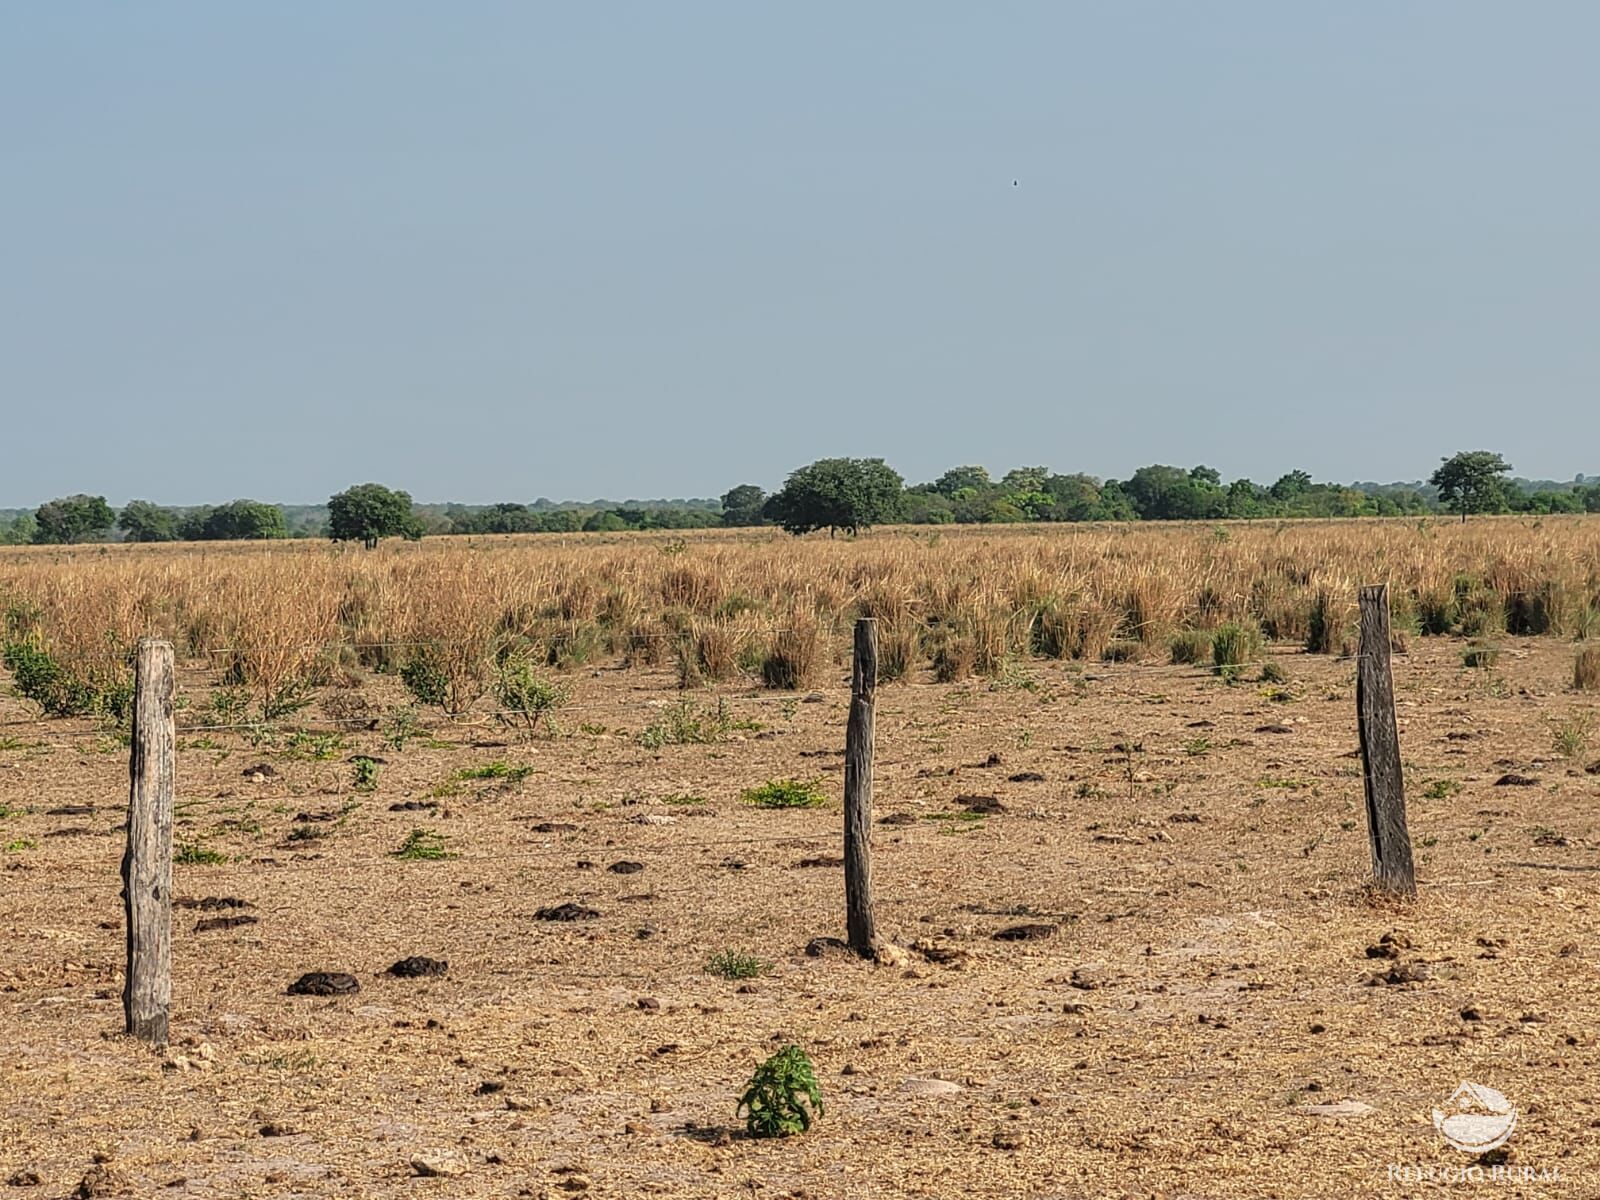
[1430,451,1512,520]
[33,494,114,544]
[763,457,904,536]
[328,483,423,549]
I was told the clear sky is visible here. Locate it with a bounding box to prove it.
[4,3,1597,505]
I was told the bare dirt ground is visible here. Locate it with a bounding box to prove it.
[2,636,1598,1198]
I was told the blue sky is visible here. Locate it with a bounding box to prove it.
[3,3,1597,504]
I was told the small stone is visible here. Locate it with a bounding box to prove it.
[1461,1005,1484,1022]
[387,956,447,978]
[534,903,600,922]
[410,1152,466,1178]
[1068,966,1107,990]
[994,923,1055,942]
[608,861,645,874]
[287,971,359,996]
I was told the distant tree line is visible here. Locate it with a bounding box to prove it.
[3,452,1597,547]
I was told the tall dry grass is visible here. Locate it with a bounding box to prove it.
[3,517,1599,710]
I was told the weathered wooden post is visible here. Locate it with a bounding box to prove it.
[1356,586,1415,896]
[123,638,175,1044]
[844,617,878,957]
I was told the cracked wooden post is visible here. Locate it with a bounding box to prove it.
[1356,586,1415,896]
[844,617,878,957]
[123,638,175,1044]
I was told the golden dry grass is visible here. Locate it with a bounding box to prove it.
[2,517,1598,716]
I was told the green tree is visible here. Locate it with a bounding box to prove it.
[117,500,179,543]
[1269,470,1313,501]
[32,494,115,544]
[720,484,767,527]
[1000,465,1050,492]
[0,513,38,545]
[328,483,423,549]
[1430,451,1512,521]
[932,466,991,496]
[763,457,904,536]
[201,499,287,540]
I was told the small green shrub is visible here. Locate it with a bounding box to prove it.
[176,841,228,866]
[399,653,450,708]
[351,756,380,792]
[738,1045,823,1138]
[391,828,452,861]
[456,760,532,783]
[707,949,771,980]
[1168,629,1214,665]
[494,652,569,731]
[1259,660,1289,685]
[1212,623,1264,680]
[741,778,828,809]
[639,698,756,748]
[2,639,129,721]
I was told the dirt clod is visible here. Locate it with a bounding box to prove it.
[387,956,447,978]
[286,972,360,996]
[535,903,599,922]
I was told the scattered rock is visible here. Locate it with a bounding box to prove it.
[804,936,854,959]
[1298,1100,1375,1118]
[900,1077,963,1097]
[194,914,259,934]
[1495,774,1539,787]
[910,940,969,967]
[1068,966,1108,990]
[993,923,1055,942]
[1367,961,1431,987]
[878,813,916,827]
[535,903,599,922]
[387,956,447,978]
[608,861,645,875]
[475,1080,505,1094]
[75,1164,126,1198]
[873,942,909,968]
[1364,931,1411,959]
[1007,771,1046,783]
[410,1152,466,1179]
[287,972,360,996]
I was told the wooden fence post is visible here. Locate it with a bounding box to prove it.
[844,618,878,957]
[123,638,175,1045]
[1356,586,1415,896]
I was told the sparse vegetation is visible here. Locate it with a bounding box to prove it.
[738,1045,824,1138]
[176,841,228,866]
[391,828,453,861]
[707,949,771,979]
[741,778,829,809]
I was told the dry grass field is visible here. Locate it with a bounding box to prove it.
[3,520,1600,1197]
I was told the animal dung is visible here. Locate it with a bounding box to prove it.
[287,971,360,996]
